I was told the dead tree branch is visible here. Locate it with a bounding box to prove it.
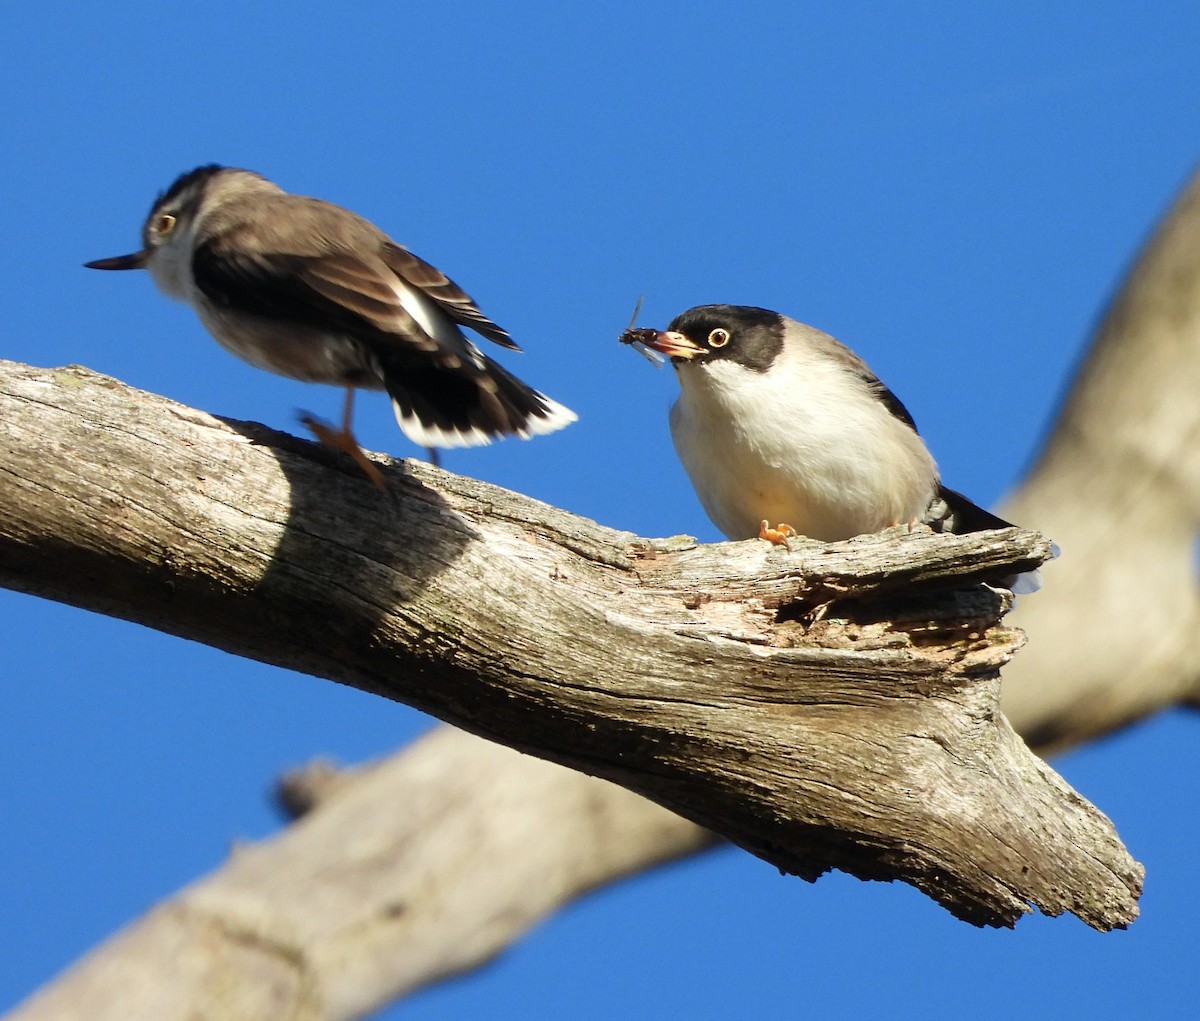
[1000,166,1200,749]
[0,359,1132,948]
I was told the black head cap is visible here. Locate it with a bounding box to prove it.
[149,164,228,216]
[666,304,785,372]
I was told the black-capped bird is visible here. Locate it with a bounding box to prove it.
[623,304,1041,589]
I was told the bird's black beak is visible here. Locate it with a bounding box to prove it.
[84,250,149,271]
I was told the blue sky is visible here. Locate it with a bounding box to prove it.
[3,4,1199,1018]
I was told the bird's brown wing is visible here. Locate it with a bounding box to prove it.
[192,230,434,340]
[193,229,512,360]
[381,243,518,351]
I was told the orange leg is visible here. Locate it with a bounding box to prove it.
[301,387,386,490]
[759,520,798,548]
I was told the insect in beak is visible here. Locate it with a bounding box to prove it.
[618,296,666,366]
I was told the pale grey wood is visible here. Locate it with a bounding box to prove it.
[0,355,1137,1020]
[12,730,715,1021]
[1000,166,1200,750]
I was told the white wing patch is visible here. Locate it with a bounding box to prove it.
[390,276,485,367]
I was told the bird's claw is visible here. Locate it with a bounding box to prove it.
[301,412,387,490]
[759,520,798,548]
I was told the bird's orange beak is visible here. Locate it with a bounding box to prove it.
[84,250,149,271]
[645,330,707,360]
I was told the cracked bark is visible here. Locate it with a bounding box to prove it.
[0,352,1137,1020]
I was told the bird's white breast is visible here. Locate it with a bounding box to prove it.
[669,350,938,542]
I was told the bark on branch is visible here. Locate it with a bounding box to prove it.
[0,359,1136,945]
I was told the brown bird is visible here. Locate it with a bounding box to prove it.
[87,164,576,485]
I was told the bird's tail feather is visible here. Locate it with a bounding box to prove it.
[927,485,1050,594]
[381,352,576,449]
[926,486,1015,534]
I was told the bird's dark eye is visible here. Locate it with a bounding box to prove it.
[708,328,730,348]
[152,213,177,235]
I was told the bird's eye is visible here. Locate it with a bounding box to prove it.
[152,213,177,235]
[708,328,731,348]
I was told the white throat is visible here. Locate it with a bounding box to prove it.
[145,222,202,305]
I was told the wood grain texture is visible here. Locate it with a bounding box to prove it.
[0,359,1134,944]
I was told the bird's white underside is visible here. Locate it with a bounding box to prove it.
[670,349,938,542]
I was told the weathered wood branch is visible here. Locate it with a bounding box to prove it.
[1000,165,1200,749]
[10,730,717,1021]
[0,359,1137,944]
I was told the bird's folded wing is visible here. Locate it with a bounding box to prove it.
[381,243,519,351]
[794,322,923,432]
[192,241,441,354]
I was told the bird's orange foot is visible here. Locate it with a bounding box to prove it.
[300,413,387,490]
[759,520,798,548]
